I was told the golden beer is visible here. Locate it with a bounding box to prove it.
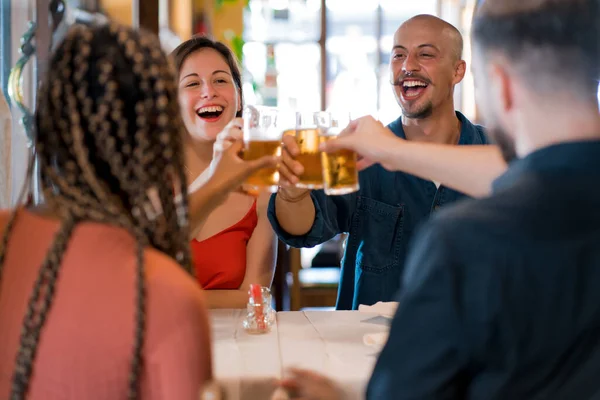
[241,139,282,191]
[320,136,359,195]
[292,128,324,189]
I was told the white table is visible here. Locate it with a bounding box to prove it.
[210,310,390,400]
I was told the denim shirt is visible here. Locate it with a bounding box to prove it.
[267,111,488,309]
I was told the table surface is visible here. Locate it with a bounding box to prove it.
[210,310,390,400]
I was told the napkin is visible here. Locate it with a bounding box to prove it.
[362,332,389,349]
[358,301,399,319]
[270,387,291,400]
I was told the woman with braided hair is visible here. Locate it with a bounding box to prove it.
[171,37,278,309]
[0,23,276,399]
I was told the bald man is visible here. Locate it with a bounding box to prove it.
[268,15,488,309]
[365,0,600,398]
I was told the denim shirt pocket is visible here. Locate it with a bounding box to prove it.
[351,196,404,274]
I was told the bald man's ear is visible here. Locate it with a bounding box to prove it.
[453,60,467,84]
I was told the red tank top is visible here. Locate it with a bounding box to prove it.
[190,201,258,290]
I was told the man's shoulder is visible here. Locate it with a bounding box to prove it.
[403,193,515,293]
[471,123,489,144]
[385,116,405,139]
[420,184,544,275]
[457,111,489,145]
[431,190,516,234]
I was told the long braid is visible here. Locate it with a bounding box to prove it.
[114,25,192,272]
[129,239,146,399]
[0,23,193,399]
[11,215,77,399]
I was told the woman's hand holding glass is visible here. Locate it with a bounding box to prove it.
[209,117,244,175]
[205,125,278,198]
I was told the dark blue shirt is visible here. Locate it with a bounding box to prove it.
[368,141,600,400]
[268,112,488,309]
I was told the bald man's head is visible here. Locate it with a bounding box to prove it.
[399,14,463,62]
[390,15,466,119]
[472,0,598,99]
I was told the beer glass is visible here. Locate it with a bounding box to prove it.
[293,111,328,189]
[320,113,359,195]
[241,105,283,193]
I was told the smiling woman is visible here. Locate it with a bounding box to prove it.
[171,36,277,309]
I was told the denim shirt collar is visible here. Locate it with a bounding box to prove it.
[492,140,600,193]
[387,111,485,145]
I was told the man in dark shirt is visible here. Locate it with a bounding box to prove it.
[268,15,488,310]
[364,0,600,398]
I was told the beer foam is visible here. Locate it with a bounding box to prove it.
[244,127,281,141]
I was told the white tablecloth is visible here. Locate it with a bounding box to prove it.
[210,310,390,400]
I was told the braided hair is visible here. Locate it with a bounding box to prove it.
[0,23,192,399]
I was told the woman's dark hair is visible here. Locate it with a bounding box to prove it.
[0,23,192,399]
[171,35,244,117]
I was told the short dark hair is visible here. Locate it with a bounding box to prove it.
[472,0,599,99]
[171,35,244,117]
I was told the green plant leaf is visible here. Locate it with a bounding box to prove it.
[231,34,245,62]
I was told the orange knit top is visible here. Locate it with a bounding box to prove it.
[0,209,212,400]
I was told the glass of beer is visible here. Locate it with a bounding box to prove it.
[320,113,359,195]
[293,111,329,189]
[241,105,283,193]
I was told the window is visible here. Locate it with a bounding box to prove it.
[243,0,323,110]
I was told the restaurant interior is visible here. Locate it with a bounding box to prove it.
[2,1,597,399]
[0,0,480,312]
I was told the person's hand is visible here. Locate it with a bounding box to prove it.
[209,117,244,175]
[278,368,342,400]
[277,133,310,200]
[319,116,400,171]
[206,139,278,198]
